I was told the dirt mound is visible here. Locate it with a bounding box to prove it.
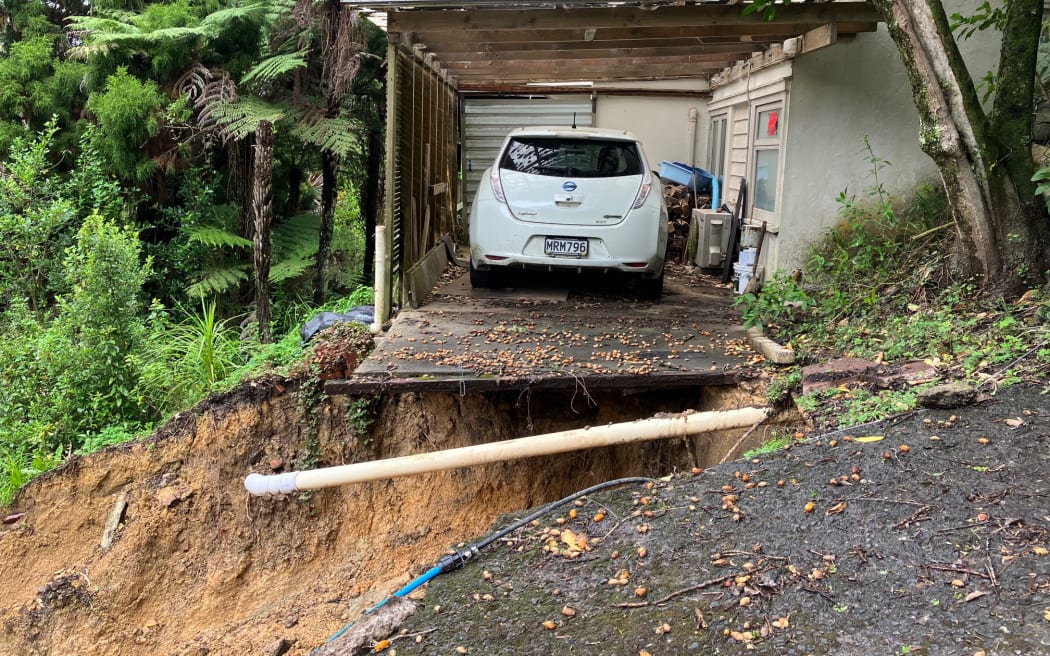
[0,376,764,655]
[386,384,1050,656]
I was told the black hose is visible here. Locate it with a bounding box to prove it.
[315,476,655,652]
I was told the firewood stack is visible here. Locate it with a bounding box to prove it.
[663,184,711,262]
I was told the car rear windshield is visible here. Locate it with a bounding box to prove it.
[499,137,643,178]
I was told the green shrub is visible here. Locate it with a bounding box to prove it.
[136,298,246,416]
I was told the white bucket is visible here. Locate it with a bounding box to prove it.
[737,248,756,267]
[734,262,753,294]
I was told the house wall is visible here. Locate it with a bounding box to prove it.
[779,9,1002,271]
[595,92,709,175]
[778,27,933,271]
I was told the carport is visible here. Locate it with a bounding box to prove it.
[348,0,878,314]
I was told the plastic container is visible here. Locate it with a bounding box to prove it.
[658,162,720,209]
[737,248,756,267]
[734,262,753,295]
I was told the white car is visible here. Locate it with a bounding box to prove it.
[468,126,668,298]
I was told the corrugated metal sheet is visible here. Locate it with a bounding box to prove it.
[461,96,593,218]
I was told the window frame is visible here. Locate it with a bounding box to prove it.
[708,112,729,185]
[749,99,784,223]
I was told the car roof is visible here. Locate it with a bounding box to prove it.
[505,126,639,142]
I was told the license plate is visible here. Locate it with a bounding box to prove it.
[544,237,589,257]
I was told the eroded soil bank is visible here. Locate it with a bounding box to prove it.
[0,379,769,656]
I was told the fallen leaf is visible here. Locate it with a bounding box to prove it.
[1005,418,1025,428]
[1033,547,1048,556]
[826,502,848,516]
[560,529,580,551]
[804,501,816,513]
[541,620,556,630]
[772,616,790,629]
[964,589,988,602]
[374,639,391,652]
[854,435,885,443]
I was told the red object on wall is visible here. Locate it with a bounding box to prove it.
[767,111,779,137]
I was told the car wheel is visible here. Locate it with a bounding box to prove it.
[470,261,498,289]
[638,271,663,300]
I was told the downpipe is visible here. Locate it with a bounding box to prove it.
[370,225,389,334]
[245,407,769,497]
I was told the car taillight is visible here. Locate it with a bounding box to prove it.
[632,175,652,209]
[490,168,506,204]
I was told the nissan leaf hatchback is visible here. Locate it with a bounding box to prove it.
[468,127,668,298]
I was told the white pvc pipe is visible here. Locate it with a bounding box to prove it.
[371,225,389,334]
[687,106,699,170]
[245,406,768,496]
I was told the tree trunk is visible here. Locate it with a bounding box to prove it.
[286,163,303,219]
[253,120,274,344]
[986,0,1050,287]
[871,0,1050,291]
[314,150,338,306]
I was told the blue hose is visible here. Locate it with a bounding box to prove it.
[314,476,654,651]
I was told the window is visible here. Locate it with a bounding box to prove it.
[751,102,782,215]
[708,114,728,184]
[500,137,642,178]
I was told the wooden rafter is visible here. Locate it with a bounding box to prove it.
[347,1,879,86]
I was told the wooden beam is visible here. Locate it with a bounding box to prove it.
[387,3,878,33]
[396,23,826,45]
[448,62,725,81]
[439,45,762,63]
[444,52,753,71]
[800,23,838,54]
[419,36,784,54]
[325,369,737,396]
[457,85,711,97]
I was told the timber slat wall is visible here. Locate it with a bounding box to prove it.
[383,45,459,308]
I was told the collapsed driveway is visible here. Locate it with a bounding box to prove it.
[334,265,761,394]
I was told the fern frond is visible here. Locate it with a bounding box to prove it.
[185,225,254,249]
[140,26,209,44]
[174,63,214,103]
[187,265,250,297]
[272,213,320,256]
[291,114,363,158]
[241,51,308,86]
[67,43,122,61]
[66,16,140,35]
[268,256,314,283]
[209,96,287,141]
[198,2,272,35]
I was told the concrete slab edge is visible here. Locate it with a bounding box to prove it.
[746,326,796,365]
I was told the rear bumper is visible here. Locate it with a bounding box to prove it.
[469,199,667,278]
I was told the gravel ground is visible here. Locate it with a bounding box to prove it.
[359,383,1049,656]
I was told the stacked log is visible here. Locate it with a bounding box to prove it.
[663,184,711,262]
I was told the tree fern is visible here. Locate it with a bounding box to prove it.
[270,213,319,283]
[186,264,250,298]
[240,51,307,86]
[206,95,286,141]
[184,224,253,248]
[291,112,362,158]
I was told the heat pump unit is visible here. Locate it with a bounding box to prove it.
[694,209,732,269]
